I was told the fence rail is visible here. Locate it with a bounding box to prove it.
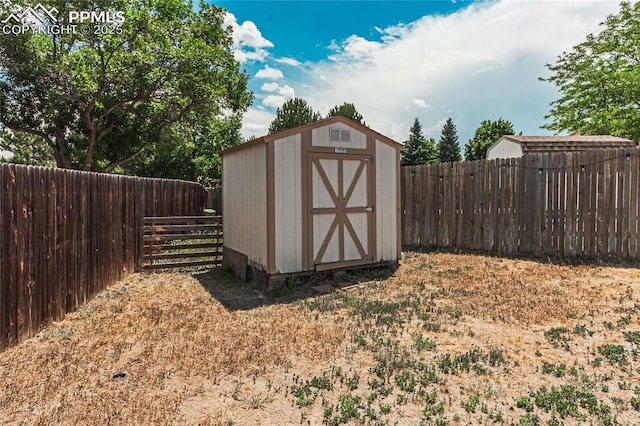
[142,215,223,270]
[402,147,640,258]
[0,164,207,350]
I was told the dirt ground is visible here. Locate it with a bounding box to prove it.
[1,251,639,425]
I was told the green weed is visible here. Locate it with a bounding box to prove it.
[541,362,566,377]
[462,394,480,413]
[310,374,333,391]
[598,344,627,366]
[519,413,540,425]
[543,327,571,350]
[516,396,534,412]
[623,331,640,347]
[414,334,437,352]
[291,381,315,407]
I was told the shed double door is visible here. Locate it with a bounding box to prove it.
[308,153,375,270]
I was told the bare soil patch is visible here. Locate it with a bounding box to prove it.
[1,252,639,425]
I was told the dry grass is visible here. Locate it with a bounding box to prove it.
[1,252,639,425]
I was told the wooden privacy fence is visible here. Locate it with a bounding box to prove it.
[0,164,207,350]
[402,147,640,258]
[142,215,223,269]
[205,186,222,215]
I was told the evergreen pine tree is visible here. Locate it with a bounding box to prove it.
[401,118,438,166]
[438,117,461,163]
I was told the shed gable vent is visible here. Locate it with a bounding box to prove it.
[330,128,351,142]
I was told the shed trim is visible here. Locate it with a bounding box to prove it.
[301,129,311,271]
[367,134,377,263]
[220,116,402,156]
[266,140,275,274]
[396,147,402,259]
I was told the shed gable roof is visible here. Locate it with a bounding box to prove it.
[220,115,401,156]
[497,135,635,155]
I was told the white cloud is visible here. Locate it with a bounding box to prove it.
[263,95,288,108]
[410,98,431,109]
[260,83,295,98]
[260,82,280,92]
[255,65,284,80]
[275,57,302,67]
[278,85,295,98]
[291,0,621,144]
[233,49,269,64]
[259,83,295,108]
[328,35,382,63]
[240,108,274,139]
[223,12,273,64]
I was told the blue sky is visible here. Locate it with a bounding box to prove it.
[216,0,624,146]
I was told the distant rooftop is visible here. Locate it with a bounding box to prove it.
[501,135,635,154]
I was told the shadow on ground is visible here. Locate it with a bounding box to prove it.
[190,265,396,311]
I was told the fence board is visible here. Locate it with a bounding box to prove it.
[631,151,640,257]
[0,164,5,347]
[616,151,626,255]
[400,148,640,260]
[0,164,207,351]
[412,166,421,245]
[473,161,482,250]
[5,165,17,347]
[205,186,223,215]
[565,153,576,256]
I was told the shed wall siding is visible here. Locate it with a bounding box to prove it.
[312,123,367,150]
[375,139,398,261]
[222,144,268,268]
[486,139,523,160]
[274,134,303,273]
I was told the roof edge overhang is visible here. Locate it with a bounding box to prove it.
[220,115,402,156]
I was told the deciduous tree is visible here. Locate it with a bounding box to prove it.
[0,0,252,172]
[541,1,640,141]
[125,114,243,186]
[0,128,56,166]
[464,119,515,160]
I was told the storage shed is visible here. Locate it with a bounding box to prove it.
[220,115,402,285]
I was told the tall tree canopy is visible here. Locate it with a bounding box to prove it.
[126,115,243,186]
[541,1,640,141]
[401,117,437,166]
[0,128,56,166]
[438,117,461,163]
[0,0,252,172]
[326,102,365,125]
[268,97,321,134]
[464,118,515,160]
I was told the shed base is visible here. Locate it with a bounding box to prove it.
[223,245,398,291]
[263,261,399,290]
[223,246,250,281]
